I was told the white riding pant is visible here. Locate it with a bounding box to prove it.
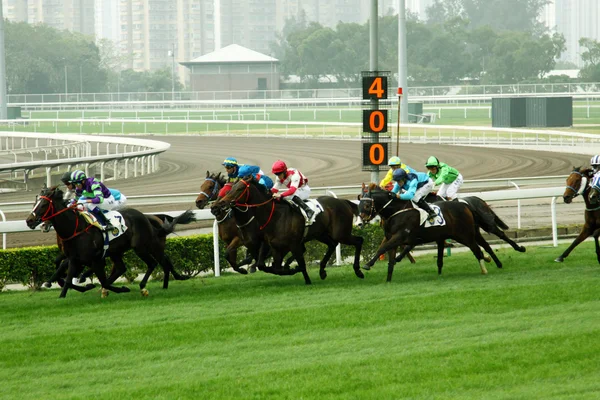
[288,184,311,201]
[437,173,463,200]
[413,179,435,202]
[78,194,126,212]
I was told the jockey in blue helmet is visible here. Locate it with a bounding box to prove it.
[238,165,274,190]
[391,168,437,220]
[222,157,262,183]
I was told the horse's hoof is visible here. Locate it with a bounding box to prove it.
[77,275,87,284]
[483,254,492,263]
[42,282,52,289]
[249,266,257,273]
[518,246,526,253]
[181,275,191,280]
[141,288,149,297]
[554,257,564,263]
[481,269,488,275]
[355,270,365,279]
[361,264,371,271]
[85,284,96,290]
[319,271,327,280]
[101,288,109,298]
[122,286,131,293]
[57,279,65,288]
[236,268,248,275]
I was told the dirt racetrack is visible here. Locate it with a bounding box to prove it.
[1,136,591,248]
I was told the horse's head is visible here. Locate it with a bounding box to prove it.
[26,185,65,229]
[358,183,391,222]
[563,166,591,204]
[196,171,225,209]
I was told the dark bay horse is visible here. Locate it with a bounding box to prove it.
[212,177,364,284]
[556,166,600,262]
[195,171,255,274]
[359,187,495,282]
[26,186,195,298]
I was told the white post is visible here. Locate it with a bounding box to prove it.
[508,181,521,229]
[213,219,221,277]
[551,197,558,247]
[326,190,342,265]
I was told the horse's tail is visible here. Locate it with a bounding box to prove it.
[154,210,197,238]
[462,196,509,231]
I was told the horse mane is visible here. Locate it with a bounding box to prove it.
[206,171,227,188]
[248,176,272,197]
[574,166,594,178]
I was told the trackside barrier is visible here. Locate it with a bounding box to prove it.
[0,187,567,276]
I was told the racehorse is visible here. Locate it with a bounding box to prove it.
[359,186,496,282]
[556,166,600,262]
[43,213,191,289]
[212,176,364,284]
[195,171,255,274]
[26,185,195,298]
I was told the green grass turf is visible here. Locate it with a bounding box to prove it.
[1,242,599,399]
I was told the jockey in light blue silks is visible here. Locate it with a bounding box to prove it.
[70,170,127,232]
[391,168,437,220]
[237,165,274,190]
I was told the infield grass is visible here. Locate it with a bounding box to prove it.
[1,242,599,399]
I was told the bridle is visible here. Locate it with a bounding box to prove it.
[227,179,275,230]
[198,178,221,203]
[565,170,587,199]
[31,193,94,241]
[359,191,395,221]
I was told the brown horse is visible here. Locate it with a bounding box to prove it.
[195,171,256,274]
[556,166,600,262]
[212,176,364,284]
[359,186,497,281]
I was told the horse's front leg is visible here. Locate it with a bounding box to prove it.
[362,232,407,271]
[225,236,247,274]
[555,226,593,262]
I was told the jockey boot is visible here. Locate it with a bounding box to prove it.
[417,199,437,220]
[291,196,314,220]
[92,208,115,232]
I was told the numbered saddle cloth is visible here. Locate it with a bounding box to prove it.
[301,199,324,226]
[80,210,128,241]
[411,202,446,228]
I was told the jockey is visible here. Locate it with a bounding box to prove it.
[70,170,126,233]
[237,165,274,190]
[591,155,600,174]
[380,156,416,190]
[60,171,76,202]
[271,160,314,220]
[391,168,437,220]
[425,156,463,201]
[222,157,262,183]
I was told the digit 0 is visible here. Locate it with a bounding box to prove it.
[369,111,385,132]
[369,144,385,164]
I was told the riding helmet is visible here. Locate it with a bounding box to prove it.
[388,156,401,166]
[70,170,86,183]
[222,157,238,167]
[271,160,287,174]
[60,171,72,184]
[392,168,408,181]
[591,155,600,166]
[237,165,254,178]
[425,156,440,168]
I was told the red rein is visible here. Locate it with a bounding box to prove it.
[232,181,275,230]
[39,196,94,241]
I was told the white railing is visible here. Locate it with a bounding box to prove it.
[7,82,600,104]
[0,132,170,187]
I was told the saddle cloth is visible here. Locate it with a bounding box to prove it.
[80,210,128,241]
[300,199,324,226]
[411,202,446,228]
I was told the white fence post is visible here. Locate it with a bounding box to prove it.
[213,219,221,277]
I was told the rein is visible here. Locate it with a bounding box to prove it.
[360,194,395,221]
[37,195,94,241]
[230,180,276,230]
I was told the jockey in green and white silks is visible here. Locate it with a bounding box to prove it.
[70,170,127,231]
[222,157,264,184]
[425,156,463,201]
[379,156,416,190]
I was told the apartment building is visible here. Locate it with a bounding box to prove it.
[120,0,215,83]
[28,0,95,36]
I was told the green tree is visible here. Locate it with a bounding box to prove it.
[118,68,183,92]
[4,21,107,94]
[579,38,600,81]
